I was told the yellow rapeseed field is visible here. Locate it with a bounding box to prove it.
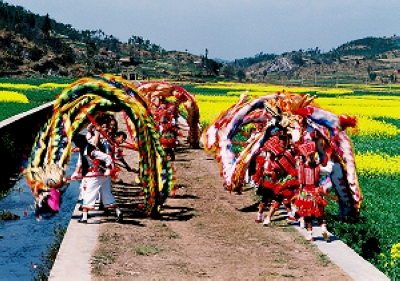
[355,152,400,176]
[0,83,38,90]
[0,91,29,103]
[316,97,400,119]
[198,83,353,96]
[39,83,71,88]
[0,82,69,90]
[194,83,400,176]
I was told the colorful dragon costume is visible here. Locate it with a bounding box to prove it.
[137,81,201,148]
[25,74,174,216]
[203,91,362,218]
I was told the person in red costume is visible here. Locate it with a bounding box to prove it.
[253,150,276,223]
[253,128,298,225]
[294,141,334,242]
[154,97,180,161]
[262,134,298,226]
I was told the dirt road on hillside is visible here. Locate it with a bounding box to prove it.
[90,138,351,280]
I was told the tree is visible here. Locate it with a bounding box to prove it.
[60,45,75,65]
[209,60,222,76]
[202,59,222,76]
[292,53,305,66]
[222,64,235,79]
[389,73,396,82]
[26,13,36,28]
[203,48,209,69]
[86,41,97,74]
[150,43,160,53]
[41,13,52,36]
[237,68,246,81]
[369,72,377,81]
[86,42,97,58]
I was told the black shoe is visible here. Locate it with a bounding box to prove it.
[78,218,87,223]
[116,212,123,223]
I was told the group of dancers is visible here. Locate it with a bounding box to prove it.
[151,96,180,161]
[25,77,193,223]
[70,101,181,223]
[71,114,130,223]
[248,120,336,242]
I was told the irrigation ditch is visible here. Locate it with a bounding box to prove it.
[0,103,80,280]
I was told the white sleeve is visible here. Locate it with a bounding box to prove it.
[320,161,334,175]
[91,150,113,167]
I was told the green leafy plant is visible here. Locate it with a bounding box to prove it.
[132,244,163,256]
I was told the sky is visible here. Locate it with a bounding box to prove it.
[4,0,400,61]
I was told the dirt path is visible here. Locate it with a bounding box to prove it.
[91,140,352,280]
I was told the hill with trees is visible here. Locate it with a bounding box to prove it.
[0,1,222,81]
[236,37,400,85]
[1,0,400,84]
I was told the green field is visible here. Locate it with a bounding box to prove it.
[0,77,73,121]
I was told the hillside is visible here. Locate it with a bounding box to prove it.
[0,1,217,80]
[238,37,400,84]
[1,1,400,83]
[0,27,221,81]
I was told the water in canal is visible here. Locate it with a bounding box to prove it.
[0,153,80,280]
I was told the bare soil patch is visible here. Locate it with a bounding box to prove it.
[91,140,351,280]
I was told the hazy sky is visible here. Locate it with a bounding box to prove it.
[4,0,400,61]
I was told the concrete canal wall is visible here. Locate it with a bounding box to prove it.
[0,102,54,190]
